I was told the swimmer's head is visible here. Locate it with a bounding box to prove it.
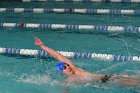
[57,62,74,75]
[57,62,67,71]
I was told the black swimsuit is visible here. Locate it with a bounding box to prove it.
[101,75,113,83]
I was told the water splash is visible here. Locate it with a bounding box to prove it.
[125,70,140,76]
[96,62,127,73]
[0,71,15,76]
[17,74,59,85]
[122,38,132,56]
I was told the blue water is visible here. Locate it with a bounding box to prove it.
[0,2,140,93]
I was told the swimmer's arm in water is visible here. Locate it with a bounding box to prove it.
[34,36,76,68]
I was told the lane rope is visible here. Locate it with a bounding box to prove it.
[0,47,140,61]
[0,22,140,34]
[20,0,140,3]
[0,8,140,15]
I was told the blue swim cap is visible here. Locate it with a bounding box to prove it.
[57,62,67,71]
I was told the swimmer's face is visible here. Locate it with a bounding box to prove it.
[62,64,74,75]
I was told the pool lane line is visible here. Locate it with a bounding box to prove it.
[0,8,140,16]
[1,0,140,3]
[0,22,140,34]
[0,47,140,62]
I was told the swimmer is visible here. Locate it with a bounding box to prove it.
[34,36,140,87]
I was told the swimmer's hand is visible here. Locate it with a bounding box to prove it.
[34,36,44,46]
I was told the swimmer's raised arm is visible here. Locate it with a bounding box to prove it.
[34,36,76,68]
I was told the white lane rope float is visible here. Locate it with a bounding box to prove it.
[0,47,140,62]
[0,22,140,34]
[0,8,140,15]
[3,0,140,3]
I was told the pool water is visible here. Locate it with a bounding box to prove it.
[0,2,140,93]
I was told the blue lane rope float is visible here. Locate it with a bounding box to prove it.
[0,22,140,34]
[0,8,140,15]
[0,47,140,62]
[3,0,140,3]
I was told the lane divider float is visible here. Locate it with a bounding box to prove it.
[0,8,140,15]
[0,22,140,34]
[0,47,140,62]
